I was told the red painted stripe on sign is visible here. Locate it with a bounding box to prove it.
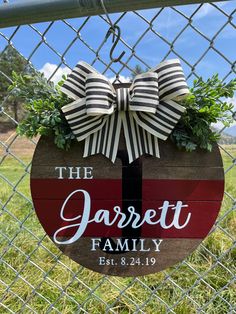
[143,179,224,201]
[31,179,122,200]
[31,178,224,201]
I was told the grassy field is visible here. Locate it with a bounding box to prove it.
[0,134,235,313]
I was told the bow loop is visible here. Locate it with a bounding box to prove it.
[85,73,115,116]
[152,59,189,101]
[61,61,97,100]
[61,61,116,100]
[130,72,159,114]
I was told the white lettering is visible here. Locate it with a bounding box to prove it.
[173,201,191,229]
[55,167,67,179]
[102,238,113,251]
[140,239,150,252]
[68,167,81,179]
[115,238,130,251]
[132,239,138,252]
[91,238,164,252]
[152,239,163,251]
[54,166,94,179]
[53,189,90,245]
[84,167,93,179]
[91,238,101,251]
[53,190,192,245]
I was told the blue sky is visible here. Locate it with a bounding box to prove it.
[0,1,235,80]
[0,0,235,125]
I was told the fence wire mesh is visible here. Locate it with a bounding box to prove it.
[0,1,236,313]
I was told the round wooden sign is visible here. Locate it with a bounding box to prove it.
[31,134,224,276]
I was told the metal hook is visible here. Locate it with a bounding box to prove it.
[100,0,125,63]
[105,25,125,63]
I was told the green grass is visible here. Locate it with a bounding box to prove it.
[0,146,236,313]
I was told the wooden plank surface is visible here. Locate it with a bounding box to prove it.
[31,135,223,169]
[30,134,224,276]
[55,237,202,276]
[32,166,224,180]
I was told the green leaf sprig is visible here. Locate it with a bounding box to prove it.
[171,75,236,152]
[15,73,75,150]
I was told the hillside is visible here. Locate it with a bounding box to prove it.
[218,130,236,144]
[211,125,236,145]
[223,125,236,137]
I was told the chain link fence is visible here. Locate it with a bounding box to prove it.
[0,1,236,313]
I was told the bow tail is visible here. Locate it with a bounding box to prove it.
[132,99,186,140]
[122,112,160,164]
[62,99,108,141]
[84,112,122,163]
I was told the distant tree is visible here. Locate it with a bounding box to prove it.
[0,45,35,122]
[131,64,145,79]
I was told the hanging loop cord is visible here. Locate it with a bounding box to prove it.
[100,0,125,63]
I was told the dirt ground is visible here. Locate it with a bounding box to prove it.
[0,130,38,158]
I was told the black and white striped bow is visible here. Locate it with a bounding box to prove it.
[61,59,189,163]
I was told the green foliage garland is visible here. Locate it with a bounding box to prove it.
[13,72,236,153]
[14,74,75,150]
[171,75,235,151]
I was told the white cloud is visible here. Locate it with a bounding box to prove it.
[40,63,71,84]
[194,2,227,20]
[40,63,131,85]
[109,75,131,84]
